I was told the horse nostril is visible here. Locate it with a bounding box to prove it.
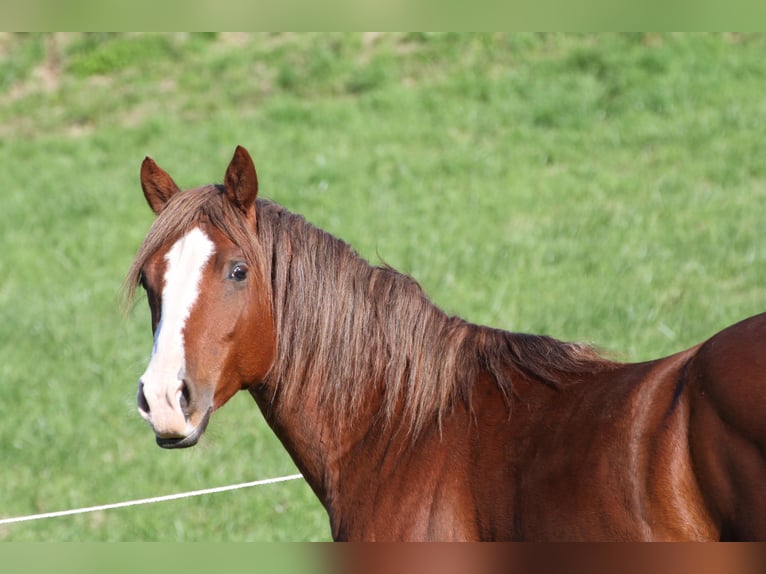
[137,381,150,414]
[180,381,191,416]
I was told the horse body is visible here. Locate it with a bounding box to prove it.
[127,146,766,541]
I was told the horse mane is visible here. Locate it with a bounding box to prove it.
[126,186,618,436]
[254,200,618,435]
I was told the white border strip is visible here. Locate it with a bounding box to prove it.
[0,474,303,526]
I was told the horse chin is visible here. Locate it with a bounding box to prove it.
[155,407,213,449]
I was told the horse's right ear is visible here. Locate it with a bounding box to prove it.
[140,157,181,215]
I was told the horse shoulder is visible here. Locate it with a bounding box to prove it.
[687,312,766,539]
[497,351,721,540]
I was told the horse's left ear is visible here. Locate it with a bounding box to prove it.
[224,145,258,214]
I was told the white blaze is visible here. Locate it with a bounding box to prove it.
[139,228,215,431]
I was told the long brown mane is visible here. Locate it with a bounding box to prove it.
[127,186,618,435]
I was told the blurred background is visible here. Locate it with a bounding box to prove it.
[1,32,766,540]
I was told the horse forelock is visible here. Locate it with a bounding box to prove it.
[125,185,268,307]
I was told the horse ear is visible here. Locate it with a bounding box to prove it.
[223,145,258,213]
[141,157,181,215]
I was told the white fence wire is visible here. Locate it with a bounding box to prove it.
[0,473,304,526]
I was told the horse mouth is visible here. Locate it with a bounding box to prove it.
[155,407,213,449]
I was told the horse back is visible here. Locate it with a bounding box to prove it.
[688,312,766,540]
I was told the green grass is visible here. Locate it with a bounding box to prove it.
[2,32,766,540]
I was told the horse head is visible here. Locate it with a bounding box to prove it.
[132,146,275,448]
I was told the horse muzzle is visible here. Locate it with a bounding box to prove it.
[155,407,212,449]
[137,380,213,449]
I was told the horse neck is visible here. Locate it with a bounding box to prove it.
[253,203,483,498]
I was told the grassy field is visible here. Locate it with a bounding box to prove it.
[1,33,766,541]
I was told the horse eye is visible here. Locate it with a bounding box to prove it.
[228,263,248,282]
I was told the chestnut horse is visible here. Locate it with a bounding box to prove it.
[127,146,766,541]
